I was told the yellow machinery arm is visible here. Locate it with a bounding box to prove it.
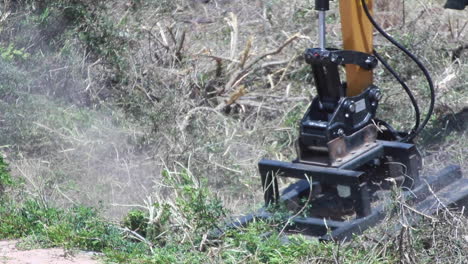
[339,0,374,96]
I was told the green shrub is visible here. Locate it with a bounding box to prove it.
[0,198,145,252]
[163,168,226,235]
[0,44,30,62]
[123,209,149,237]
[0,157,13,193]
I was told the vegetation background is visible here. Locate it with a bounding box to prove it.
[0,0,466,263]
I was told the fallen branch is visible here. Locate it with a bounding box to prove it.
[243,34,301,71]
[223,34,301,93]
[180,107,228,136]
[261,60,290,69]
[216,99,280,112]
[215,85,248,110]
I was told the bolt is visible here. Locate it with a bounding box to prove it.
[330,53,343,64]
[344,100,356,113]
[370,88,383,101]
[337,158,343,162]
[337,129,345,136]
[374,90,382,100]
[348,101,356,113]
[365,56,378,69]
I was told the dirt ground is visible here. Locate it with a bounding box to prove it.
[0,241,101,264]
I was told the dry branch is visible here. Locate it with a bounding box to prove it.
[223,34,301,94]
[175,30,186,62]
[238,37,253,69]
[215,85,248,111]
[225,12,239,61]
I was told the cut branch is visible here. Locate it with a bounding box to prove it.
[223,34,301,93]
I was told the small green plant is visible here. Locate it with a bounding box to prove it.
[162,168,226,235]
[0,156,13,191]
[0,44,30,62]
[0,197,150,254]
[221,221,316,264]
[123,209,148,237]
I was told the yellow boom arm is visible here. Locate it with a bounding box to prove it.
[339,0,374,96]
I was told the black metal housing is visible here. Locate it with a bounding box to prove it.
[315,0,330,11]
[298,47,381,166]
[221,165,465,242]
[260,139,422,216]
[299,86,380,148]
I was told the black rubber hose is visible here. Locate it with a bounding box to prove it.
[360,0,436,143]
[373,50,421,137]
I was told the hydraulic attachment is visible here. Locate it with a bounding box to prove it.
[233,0,468,240]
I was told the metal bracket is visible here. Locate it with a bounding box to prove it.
[328,124,378,166]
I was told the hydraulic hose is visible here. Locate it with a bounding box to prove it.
[373,50,421,139]
[360,0,436,143]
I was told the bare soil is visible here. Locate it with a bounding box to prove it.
[0,241,101,264]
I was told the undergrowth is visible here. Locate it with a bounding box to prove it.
[1,157,467,263]
[0,160,321,263]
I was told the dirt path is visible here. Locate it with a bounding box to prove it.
[0,241,101,264]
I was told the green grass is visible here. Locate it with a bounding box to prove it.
[0,160,317,263]
[0,193,319,263]
[0,196,393,264]
[0,158,400,264]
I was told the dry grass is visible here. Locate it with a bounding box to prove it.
[0,0,466,222]
[347,205,468,264]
